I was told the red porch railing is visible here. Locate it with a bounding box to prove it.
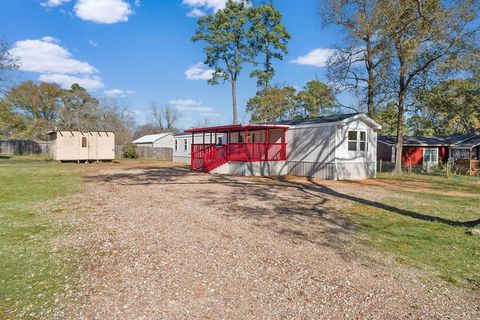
[191,142,287,172]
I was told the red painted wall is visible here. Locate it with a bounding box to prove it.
[402,147,424,166]
[401,146,449,166]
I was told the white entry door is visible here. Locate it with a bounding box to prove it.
[423,148,439,171]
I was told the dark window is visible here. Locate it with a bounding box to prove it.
[359,131,366,151]
[175,140,178,151]
[217,137,223,145]
[348,131,357,151]
[184,139,188,151]
[238,132,244,143]
[81,136,87,148]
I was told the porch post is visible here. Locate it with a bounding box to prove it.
[265,129,269,161]
[191,132,194,169]
[470,148,473,175]
[245,128,249,160]
[282,128,287,160]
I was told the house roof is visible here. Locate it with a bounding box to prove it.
[184,124,289,133]
[132,133,172,144]
[450,135,480,149]
[378,135,477,147]
[264,113,359,125]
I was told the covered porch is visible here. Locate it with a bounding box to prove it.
[449,136,480,175]
[185,124,289,172]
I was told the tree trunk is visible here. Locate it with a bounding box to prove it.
[231,78,238,125]
[366,38,375,117]
[394,74,406,173]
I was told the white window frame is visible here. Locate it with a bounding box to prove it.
[184,139,188,151]
[423,148,439,166]
[347,130,367,152]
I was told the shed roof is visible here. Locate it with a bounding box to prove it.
[378,135,476,147]
[132,133,172,144]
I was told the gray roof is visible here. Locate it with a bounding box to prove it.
[265,113,361,126]
[451,135,480,149]
[378,134,477,147]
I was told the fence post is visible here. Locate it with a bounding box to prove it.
[379,159,383,173]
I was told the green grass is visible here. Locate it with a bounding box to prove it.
[0,159,82,318]
[350,173,480,289]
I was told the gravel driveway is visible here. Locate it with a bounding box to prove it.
[67,162,479,319]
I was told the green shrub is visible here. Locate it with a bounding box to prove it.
[123,143,138,159]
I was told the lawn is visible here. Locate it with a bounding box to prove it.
[349,172,480,289]
[0,158,82,318]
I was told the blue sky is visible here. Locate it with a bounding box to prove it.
[1,0,343,128]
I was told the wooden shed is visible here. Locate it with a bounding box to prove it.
[47,130,115,161]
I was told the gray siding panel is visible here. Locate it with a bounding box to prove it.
[287,161,336,179]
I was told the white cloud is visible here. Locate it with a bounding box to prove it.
[291,48,334,67]
[41,0,72,7]
[182,0,228,12]
[185,63,214,80]
[103,89,135,97]
[11,36,104,90]
[40,74,104,90]
[10,37,96,74]
[187,8,206,17]
[200,112,220,117]
[74,0,133,24]
[168,99,214,113]
[134,0,141,6]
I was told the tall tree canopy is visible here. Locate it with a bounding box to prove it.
[247,85,296,122]
[4,81,63,139]
[192,0,252,125]
[59,83,98,131]
[248,2,291,91]
[321,0,388,117]
[295,80,337,118]
[380,0,479,172]
[410,79,480,136]
[247,80,337,122]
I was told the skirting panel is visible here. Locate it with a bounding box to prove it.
[173,156,190,164]
[286,161,377,180]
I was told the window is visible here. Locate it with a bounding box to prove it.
[423,148,438,163]
[217,137,223,145]
[238,132,244,143]
[348,131,357,151]
[81,136,87,148]
[251,133,255,143]
[175,139,178,151]
[184,139,188,151]
[359,131,366,151]
[348,130,367,152]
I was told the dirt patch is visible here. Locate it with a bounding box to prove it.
[65,162,479,319]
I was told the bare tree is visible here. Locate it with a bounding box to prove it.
[0,39,20,93]
[98,98,136,145]
[161,105,179,130]
[149,101,179,132]
[321,0,390,117]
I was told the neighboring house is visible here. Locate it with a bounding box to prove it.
[181,113,381,180]
[173,132,225,164]
[377,135,480,169]
[47,130,115,161]
[132,133,174,148]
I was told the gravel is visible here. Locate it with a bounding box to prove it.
[63,162,479,319]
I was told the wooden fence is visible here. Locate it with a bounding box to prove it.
[115,145,173,161]
[0,139,51,156]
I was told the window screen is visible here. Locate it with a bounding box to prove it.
[81,136,87,148]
